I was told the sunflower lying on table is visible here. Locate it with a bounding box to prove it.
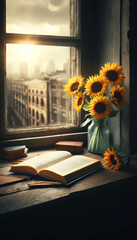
[64,62,127,158]
[103,148,129,170]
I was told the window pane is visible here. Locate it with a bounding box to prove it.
[6,44,78,129]
[6,0,77,36]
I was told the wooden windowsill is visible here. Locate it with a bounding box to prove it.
[0,131,87,149]
[0,148,137,216]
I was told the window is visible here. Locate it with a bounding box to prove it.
[41,114,45,124]
[36,111,39,120]
[36,97,39,105]
[32,109,35,117]
[40,98,45,107]
[32,96,35,104]
[0,0,81,142]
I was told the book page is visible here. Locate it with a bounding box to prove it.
[11,151,72,174]
[40,155,102,181]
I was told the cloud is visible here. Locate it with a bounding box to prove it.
[50,0,64,7]
[7,0,70,26]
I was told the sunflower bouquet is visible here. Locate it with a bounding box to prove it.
[64,62,126,154]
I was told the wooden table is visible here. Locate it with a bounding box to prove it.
[0,149,137,239]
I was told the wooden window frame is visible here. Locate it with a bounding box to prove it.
[0,0,87,148]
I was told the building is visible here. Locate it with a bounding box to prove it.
[9,70,73,128]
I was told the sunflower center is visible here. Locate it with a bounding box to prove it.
[113,91,121,103]
[78,97,83,106]
[110,155,117,165]
[71,82,79,91]
[91,82,102,93]
[94,102,106,113]
[106,70,118,82]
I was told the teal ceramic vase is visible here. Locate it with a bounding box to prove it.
[87,118,109,154]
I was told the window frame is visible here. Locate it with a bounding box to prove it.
[0,0,86,146]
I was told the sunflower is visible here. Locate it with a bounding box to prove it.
[111,85,126,109]
[89,95,112,119]
[74,92,85,112]
[99,62,124,87]
[85,75,107,97]
[64,76,84,96]
[103,148,122,170]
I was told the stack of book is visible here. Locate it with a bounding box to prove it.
[0,145,28,160]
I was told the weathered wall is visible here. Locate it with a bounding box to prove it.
[81,0,121,149]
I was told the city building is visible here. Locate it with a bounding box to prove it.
[8,70,73,128]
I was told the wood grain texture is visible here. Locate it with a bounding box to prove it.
[0,149,136,215]
[0,187,69,215]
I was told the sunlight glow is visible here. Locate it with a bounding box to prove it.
[19,44,33,58]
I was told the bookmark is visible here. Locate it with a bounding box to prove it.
[28,181,62,188]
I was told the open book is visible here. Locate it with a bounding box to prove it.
[10,151,103,184]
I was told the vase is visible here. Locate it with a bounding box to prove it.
[87,118,109,154]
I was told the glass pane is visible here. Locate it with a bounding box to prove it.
[6,0,77,36]
[6,44,78,129]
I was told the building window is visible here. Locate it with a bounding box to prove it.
[32,109,35,117]
[52,109,57,123]
[0,0,80,141]
[41,114,45,124]
[61,112,67,123]
[36,111,39,120]
[40,98,44,107]
[32,96,35,104]
[36,97,39,105]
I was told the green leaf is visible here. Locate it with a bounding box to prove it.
[82,97,90,111]
[121,156,129,165]
[80,117,93,127]
[84,113,91,119]
[109,109,118,118]
[111,102,119,111]
[117,151,129,165]
[82,104,90,111]
[85,98,90,105]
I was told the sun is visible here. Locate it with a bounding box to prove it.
[19,44,33,58]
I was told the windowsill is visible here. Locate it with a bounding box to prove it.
[0,148,137,216]
[0,131,87,149]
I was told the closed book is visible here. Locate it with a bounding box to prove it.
[0,145,28,160]
[56,141,83,154]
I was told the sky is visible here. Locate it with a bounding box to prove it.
[6,0,70,35]
[6,0,73,77]
[6,44,70,77]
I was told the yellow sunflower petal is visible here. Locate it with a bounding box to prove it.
[89,95,111,119]
[85,75,107,97]
[99,62,125,87]
[103,148,122,170]
[73,92,85,112]
[64,75,84,96]
[111,85,126,109]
